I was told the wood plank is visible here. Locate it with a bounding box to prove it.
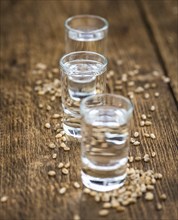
[0,1,177,220]
[138,0,178,101]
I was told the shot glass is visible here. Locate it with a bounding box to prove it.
[65,15,108,55]
[60,51,107,138]
[80,94,133,191]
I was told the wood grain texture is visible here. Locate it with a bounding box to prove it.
[0,1,177,220]
[138,0,178,101]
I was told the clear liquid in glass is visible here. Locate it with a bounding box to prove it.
[61,60,106,137]
[81,106,130,191]
[66,31,107,54]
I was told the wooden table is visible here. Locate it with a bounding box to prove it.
[1,1,177,220]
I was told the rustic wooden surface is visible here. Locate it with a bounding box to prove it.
[139,0,178,101]
[0,1,177,220]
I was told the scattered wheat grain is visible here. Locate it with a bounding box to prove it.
[45,123,51,129]
[48,170,56,177]
[59,187,66,194]
[150,133,156,139]
[133,132,139,137]
[1,196,8,203]
[58,162,64,168]
[62,168,69,175]
[145,192,154,200]
[98,209,109,216]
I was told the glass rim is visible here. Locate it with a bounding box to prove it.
[80,93,134,115]
[59,51,108,75]
[65,14,109,34]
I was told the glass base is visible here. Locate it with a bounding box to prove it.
[63,122,81,139]
[81,171,126,192]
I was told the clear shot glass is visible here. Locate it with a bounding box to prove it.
[65,15,108,55]
[60,51,107,138]
[80,94,133,191]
